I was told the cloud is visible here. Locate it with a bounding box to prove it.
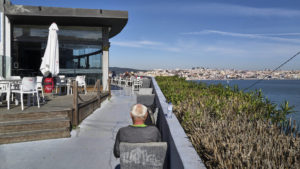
[180,3,300,18]
[173,36,300,59]
[139,2,300,18]
[183,30,300,44]
[112,40,162,48]
[111,35,300,60]
[256,33,300,36]
[111,37,300,70]
[203,46,246,55]
[111,40,180,52]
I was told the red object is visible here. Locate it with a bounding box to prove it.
[44,77,54,93]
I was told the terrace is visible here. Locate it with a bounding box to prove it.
[0,80,110,144]
[0,77,205,169]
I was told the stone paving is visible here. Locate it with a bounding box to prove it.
[0,86,135,169]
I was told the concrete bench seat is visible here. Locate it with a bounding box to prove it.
[141,78,151,88]
[138,88,153,95]
[137,94,156,125]
[136,94,155,107]
[120,142,167,169]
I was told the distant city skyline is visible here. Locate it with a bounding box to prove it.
[14,0,300,70]
[138,68,300,80]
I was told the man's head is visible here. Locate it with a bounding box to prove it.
[130,104,148,124]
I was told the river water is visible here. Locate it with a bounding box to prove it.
[195,80,300,124]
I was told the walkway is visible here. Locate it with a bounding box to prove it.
[0,86,135,169]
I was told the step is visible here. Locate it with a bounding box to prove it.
[0,128,71,144]
[0,111,70,122]
[0,118,70,134]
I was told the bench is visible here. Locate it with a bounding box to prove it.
[136,94,155,107]
[141,78,151,88]
[138,88,153,95]
[137,94,157,125]
[120,142,167,169]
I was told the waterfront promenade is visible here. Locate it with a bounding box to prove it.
[0,86,134,169]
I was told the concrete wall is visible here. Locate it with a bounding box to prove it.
[102,50,109,91]
[0,1,11,78]
[4,15,10,77]
[151,77,206,169]
[102,27,109,91]
[0,11,3,76]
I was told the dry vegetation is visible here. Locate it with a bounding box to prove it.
[156,76,300,169]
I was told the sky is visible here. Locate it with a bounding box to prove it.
[12,0,300,70]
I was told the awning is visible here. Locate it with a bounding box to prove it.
[3,4,128,38]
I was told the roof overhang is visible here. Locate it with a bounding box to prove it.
[3,3,128,38]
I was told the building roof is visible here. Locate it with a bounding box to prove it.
[2,1,128,38]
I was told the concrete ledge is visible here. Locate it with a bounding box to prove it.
[1,0,128,38]
[151,77,206,169]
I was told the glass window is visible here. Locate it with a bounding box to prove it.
[46,43,102,85]
[13,25,102,41]
[12,24,103,85]
[58,44,102,69]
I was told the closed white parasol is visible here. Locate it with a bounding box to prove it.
[40,23,59,77]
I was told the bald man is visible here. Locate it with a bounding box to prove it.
[113,104,161,158]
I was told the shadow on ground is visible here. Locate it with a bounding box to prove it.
[111,85,123,90]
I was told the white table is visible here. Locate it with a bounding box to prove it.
[0,81,11,109]
[0,79,37,108]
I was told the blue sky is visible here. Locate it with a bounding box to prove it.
[12,0,300,70]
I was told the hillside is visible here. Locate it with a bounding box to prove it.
[109,67,147,74]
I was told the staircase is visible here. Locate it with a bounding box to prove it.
[0,111,71,144]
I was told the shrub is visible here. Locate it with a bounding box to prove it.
[156,76,300,169]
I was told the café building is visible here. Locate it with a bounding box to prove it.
[0,0,128,91]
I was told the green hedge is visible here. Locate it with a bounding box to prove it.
[156,76,300,168]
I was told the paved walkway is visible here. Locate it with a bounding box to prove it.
[0,86,136,169]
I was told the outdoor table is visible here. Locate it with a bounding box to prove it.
[0,80,21,91]
[0,79,37,107]
[0,81,11,109]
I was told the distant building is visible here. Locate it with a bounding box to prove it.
[0,0,128,90]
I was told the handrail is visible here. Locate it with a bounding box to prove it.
[71,79,107,127]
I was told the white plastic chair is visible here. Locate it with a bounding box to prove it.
[113,77,118,84]
[118,77,126,86]
[9,76,21,80]
[132,79,143,91]
[11,77,40,111]
[67,78,73,95]
[36,76,44,100]
[0,81,11,109]
[125,77,133,87]
[76,75,87,94]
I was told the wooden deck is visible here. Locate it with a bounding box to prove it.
[0,92,110,144]
[0,93,95,113]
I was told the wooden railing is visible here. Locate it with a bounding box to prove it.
[71,79,110,127]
